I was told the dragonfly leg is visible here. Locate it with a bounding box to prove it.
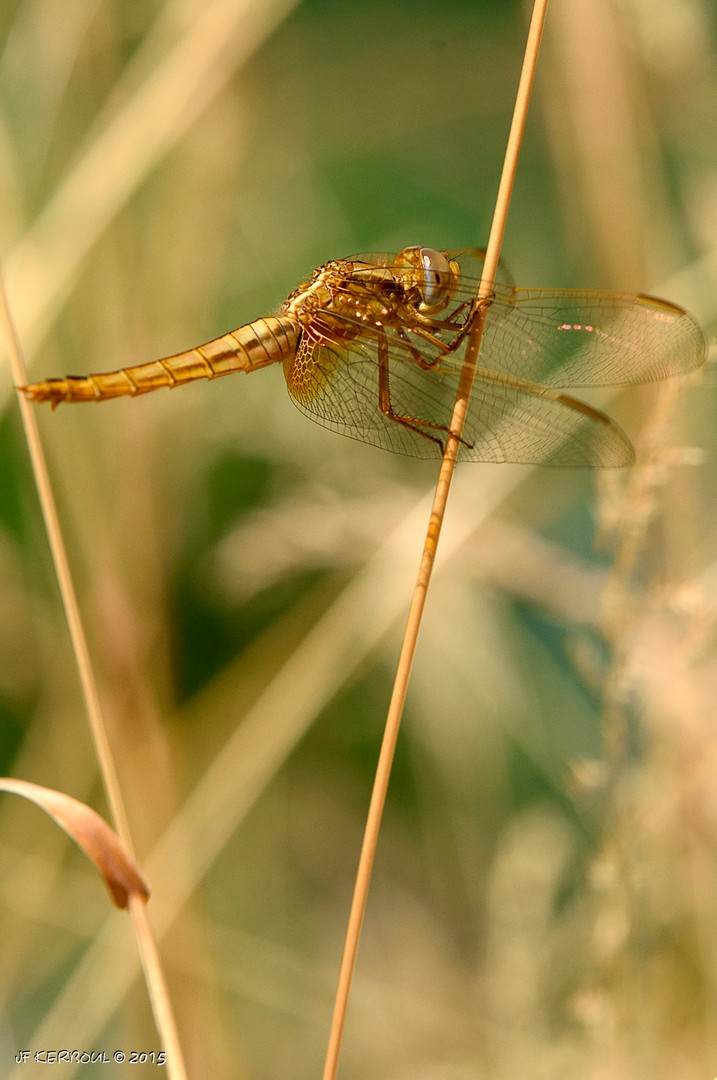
[404,328,450,366]
[402,296,493,367]
[433,296,493,354]
[376,335,473,453]
[409,295,488,334]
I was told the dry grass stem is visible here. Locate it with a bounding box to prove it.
[0,274,188,1080]
[321,3,549,1078]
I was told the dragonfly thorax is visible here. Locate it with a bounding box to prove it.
[283,264,375,342]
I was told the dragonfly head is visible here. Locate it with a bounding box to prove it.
[394,246,460,316]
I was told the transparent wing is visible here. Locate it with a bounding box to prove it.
[480,286,706,387]
[285,335,634,467]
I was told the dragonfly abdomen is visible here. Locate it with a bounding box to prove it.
[21,316,299,406]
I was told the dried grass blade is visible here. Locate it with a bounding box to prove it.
[0,778,148,909]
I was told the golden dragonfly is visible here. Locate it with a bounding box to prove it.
[21,246,706,466]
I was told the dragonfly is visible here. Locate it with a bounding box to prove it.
[21,246,706,466]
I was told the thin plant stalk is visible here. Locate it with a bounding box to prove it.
[320,3,549,1078]
[0,273,189,1080]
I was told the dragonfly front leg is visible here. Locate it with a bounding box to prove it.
[376,334,473,454]
[401,296,493,366]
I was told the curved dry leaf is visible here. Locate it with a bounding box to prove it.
[0,778,149,909]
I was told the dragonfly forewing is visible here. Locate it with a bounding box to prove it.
[459,285,706,389]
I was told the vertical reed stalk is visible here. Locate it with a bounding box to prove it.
[0,274,189,1080]
[320,4,549,1077]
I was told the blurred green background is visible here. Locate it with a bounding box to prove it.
[1,0,716,1077]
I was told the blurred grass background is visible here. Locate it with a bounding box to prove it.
[0,0,716,1077]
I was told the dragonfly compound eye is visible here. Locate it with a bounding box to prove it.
[395,246,459,315]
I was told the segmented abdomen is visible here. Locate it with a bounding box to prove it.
[21,316,299,406]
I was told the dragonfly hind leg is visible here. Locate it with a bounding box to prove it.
[376,336,474,456]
